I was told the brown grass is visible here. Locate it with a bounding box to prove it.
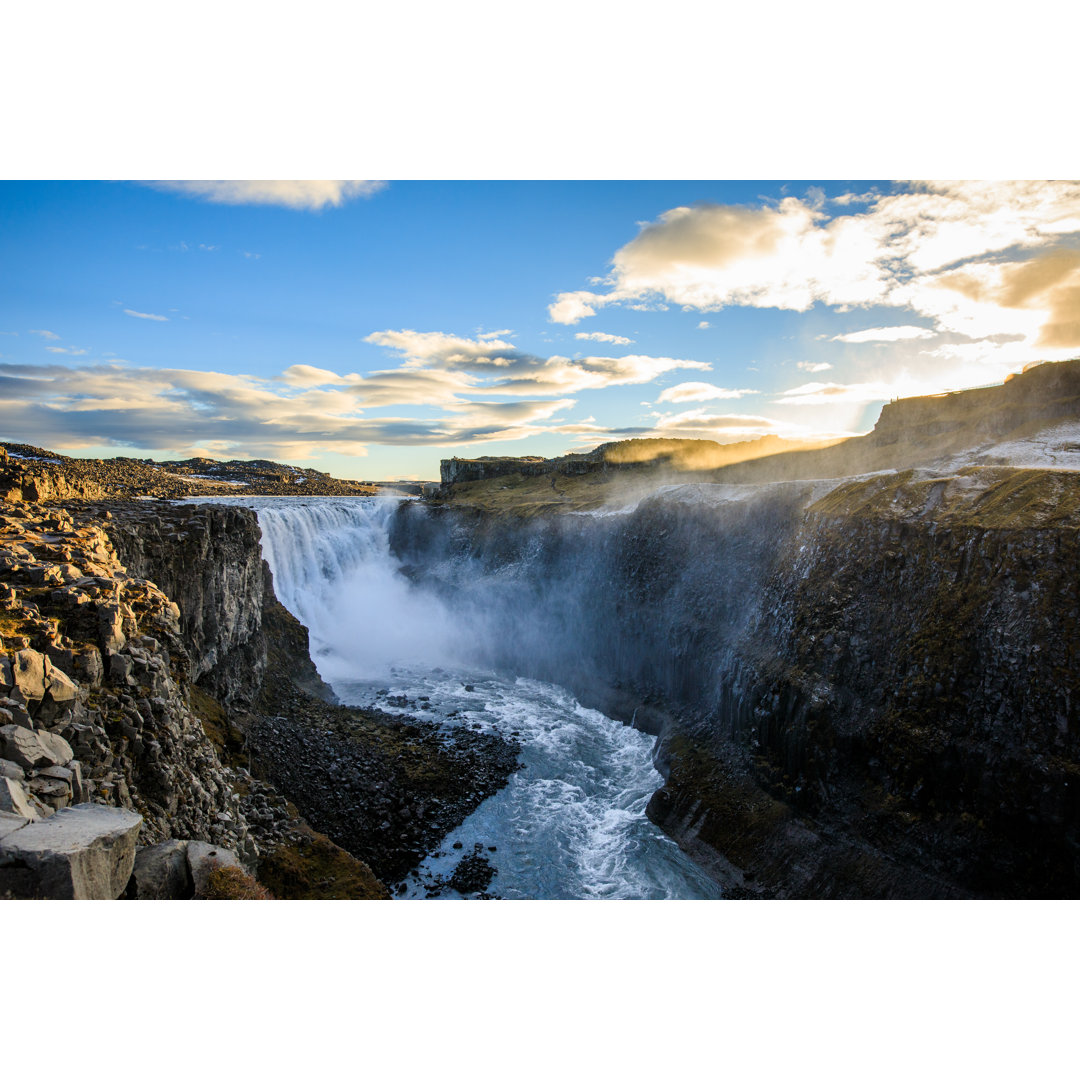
[201,864,274,900]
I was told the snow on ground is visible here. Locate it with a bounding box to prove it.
[946,421,1080,471]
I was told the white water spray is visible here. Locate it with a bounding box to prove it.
[255,497,460,681]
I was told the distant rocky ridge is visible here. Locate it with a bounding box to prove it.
[433,359,1080,516]
[0,442,427,503]
[438,434,838,489]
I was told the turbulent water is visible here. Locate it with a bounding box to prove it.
[224,495,720,900]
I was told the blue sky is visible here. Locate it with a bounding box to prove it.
[2,179,1079,480]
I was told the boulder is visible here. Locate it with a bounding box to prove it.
[128,839,194,899]
[0,697,32,728]
[186,841,242,897]
[37,666,79,724]
[0,657,12,693]
[74,648,104,686]
[109,653,135,685]
[0,804,142,899]
[0,758,25,782]
[99,608,126,653]
[0,776,42,820]
[28,776,71,809]
[36,730,74,767]
[10,649,48,704]
[0,724,51,770]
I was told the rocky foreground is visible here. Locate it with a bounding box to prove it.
[0,499,519,899]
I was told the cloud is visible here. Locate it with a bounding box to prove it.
[929,248,1080,349]
[29,329,59,340]
[548,290,608,324]
[549,182,1080,369]
[124,309,169,321]
[774,376,947,407]
[656,382,758,404]
[0,360,577,459]
[242,251,262,259]
[575,331,634,345]
[145,180,387,211]
[45,346,88,355]
[697,321,710,329]
[363,329,709,395]
[831,326,935,344]
[797,361,833,373]
[652,408,785,441]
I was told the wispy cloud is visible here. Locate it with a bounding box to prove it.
[29,329,59,340]
[123,309,169,322]
[575,331,634,345]
[45,346,88,355]
[797,361,833,373]
[144,180,387,211]
[656,382,758,404]
[831,326,934,344]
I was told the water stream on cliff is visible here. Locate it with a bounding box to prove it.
[242,496,718,899]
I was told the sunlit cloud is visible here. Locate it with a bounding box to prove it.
[45,346,88,355]
[124,308,169,321]
[144,180,387,211]
[0,359,577,459]
[797,361,833,373]
[548,290,608,324]
[656,382,758,404]
[363,329,709,395]
[832,326,934,344]
[550,181,1080,392]
[575,331,634,345]
[29,329,59,340]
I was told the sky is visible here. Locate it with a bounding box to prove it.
[2,179,1079,480]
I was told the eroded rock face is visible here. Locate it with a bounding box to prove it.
[105,505,267,707]
[0,803,142,899]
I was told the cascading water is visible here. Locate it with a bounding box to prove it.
[225,495,720,899]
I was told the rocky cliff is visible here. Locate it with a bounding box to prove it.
[391,463,1080,898]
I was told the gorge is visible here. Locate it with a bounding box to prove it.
[3,359,1080,899]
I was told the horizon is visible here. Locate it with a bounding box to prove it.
[3,180,1079,481]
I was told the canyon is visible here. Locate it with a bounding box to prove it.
[2,358,1080,898]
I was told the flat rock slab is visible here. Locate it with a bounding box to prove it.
[0,804,142,899]
[0,811,29,842]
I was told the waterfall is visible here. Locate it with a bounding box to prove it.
[200,493,721,898]
[255,497,459,683]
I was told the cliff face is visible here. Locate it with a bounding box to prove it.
[670,468,1080,898]
[0,503,259,865]
[105,505,269,707]
[393,467,1080,897]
